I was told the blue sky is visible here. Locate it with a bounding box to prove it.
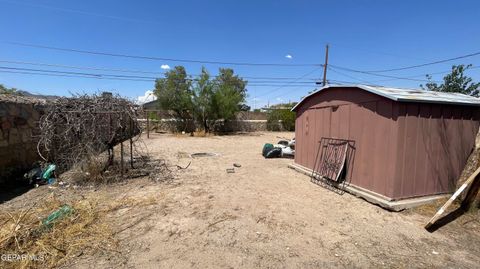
[0,0,479,108]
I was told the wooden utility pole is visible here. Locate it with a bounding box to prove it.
[322,44,329,86]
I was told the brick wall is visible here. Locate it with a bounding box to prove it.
[0,95,46,183]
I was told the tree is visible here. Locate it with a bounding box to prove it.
[266,102,297,131]
[211,68,247,121]
[192,67,215,132]
[0,84,18,94]
[153,66,193,131]
[421,64,480,96]
[153,66,248,133]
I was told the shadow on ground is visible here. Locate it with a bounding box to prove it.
[0,180,32,204]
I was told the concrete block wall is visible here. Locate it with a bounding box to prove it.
[0,95,45,183]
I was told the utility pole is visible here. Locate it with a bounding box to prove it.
[322,44,329,86]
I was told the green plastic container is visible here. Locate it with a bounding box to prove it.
[42,205,73,228]
[42,164,56,180]
[262,143,274,157]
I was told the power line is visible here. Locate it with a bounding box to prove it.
[0,0,161,25]
[253,67,321,99]
[0,66,313,86]
[327,79,384,86]
[0,66,317,83]
[327,67,380,86]
[0,59,164,75]
[333,65,480,85]
[347,51,480,73]
[329,65,442,83]
[328,42,450,63]
[7,42,323,67]
[0,66,156,80]
[0,70,153,82]
[0,59,320,80]
[0,69,314,87]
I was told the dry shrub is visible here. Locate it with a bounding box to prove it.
[411,197,451,216]
[0,194,158,268]
[192,130,215,137]
[59,151,172,185]
[56,154,110,185]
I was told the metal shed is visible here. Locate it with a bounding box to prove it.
[290,85,480,210]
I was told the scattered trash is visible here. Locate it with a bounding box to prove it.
[42,204,74,229]
[226,168,235,173]
[24,166,43,185]
[42,164,56,180]
[266,147,283,158]
[277,140,289,146]
[24,163,57,186]
[176,161,192,170]
[262,139,295,159]
[191,152,219,158]
[233,163,242,168]
[262,143,275,157]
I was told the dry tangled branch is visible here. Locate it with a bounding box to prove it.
[37,93,141,173]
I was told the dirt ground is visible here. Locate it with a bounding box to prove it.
[2,131,480,268]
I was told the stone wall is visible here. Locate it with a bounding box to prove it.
[140,118,270,133]
[0,95,46,183]
[213,120,268,133]
[139,110,271,133]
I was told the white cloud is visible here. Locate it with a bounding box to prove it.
[137,90,156,104]
[285,54,293,59]
[160,64,171,70]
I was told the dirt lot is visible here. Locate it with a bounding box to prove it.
[2,132,480,268]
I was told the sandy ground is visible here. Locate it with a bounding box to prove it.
[2,131,480,268]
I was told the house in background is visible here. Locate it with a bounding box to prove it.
[142,99,160,111]
[290,85,480,210]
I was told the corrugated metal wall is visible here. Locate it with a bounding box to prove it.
[294,87,480,200]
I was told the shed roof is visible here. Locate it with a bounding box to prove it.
[292,84,480,111]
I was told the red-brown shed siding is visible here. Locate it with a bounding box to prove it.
[391,102,479,199]
[294,87,480,200]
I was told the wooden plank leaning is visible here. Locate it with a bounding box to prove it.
[425,166,480,229]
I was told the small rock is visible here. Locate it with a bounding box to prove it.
[432,250,439,255]
[233,163,242,168]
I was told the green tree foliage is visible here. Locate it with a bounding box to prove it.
[153,66,248,132]
[267,102,297,131]
[153,66,193,129]
[421,64,480,96]
[211,68,247,122]
[0,84,18,94]
[192,67,215,131]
